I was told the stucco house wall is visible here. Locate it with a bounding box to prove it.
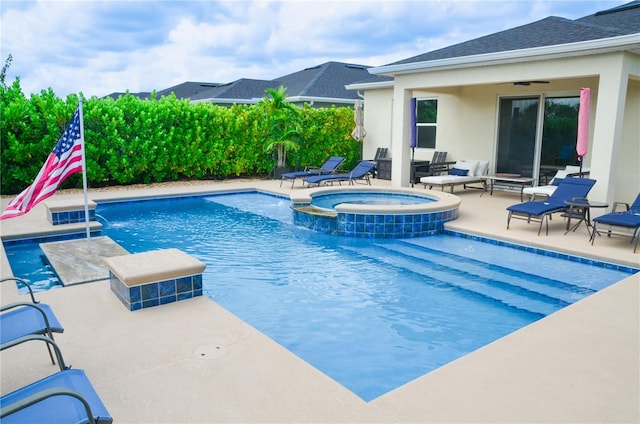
[361,87,394,161]
[360,49,639,204]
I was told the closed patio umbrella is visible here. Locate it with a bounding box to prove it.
[577,87,590,177]
[351,99,366,142]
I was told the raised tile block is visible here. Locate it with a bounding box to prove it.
[44,199,97,225]
[104,248,206,311]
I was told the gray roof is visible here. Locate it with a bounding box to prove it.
[274,61,371,100]
[387,1,639,67]
[189,79,278,102]
[103,82,221,101]
[156,82,222,99]
[190,61,372,103]
[107,61,373,104]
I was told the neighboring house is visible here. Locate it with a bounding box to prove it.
[103,82,222,101]
[189,78,279,105]
[105,62,372,108]
[347,1,640,204]
[191,61,371,107]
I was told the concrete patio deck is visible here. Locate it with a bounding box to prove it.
[1,178,638,423]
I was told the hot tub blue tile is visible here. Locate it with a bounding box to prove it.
[143,298,160,309]
[141,283,159,301]
[177,277,192,293]
[129,286,141,303]
[178,292,193,301]
[159,280,176,297]
[160,295,176,305]
[193,275,203,291]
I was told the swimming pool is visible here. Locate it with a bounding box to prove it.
[3,191,637,401]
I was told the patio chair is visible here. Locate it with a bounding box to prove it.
[506,177,597,235]
[280,156,345,188]
[413,151,449,184]
[591,193,640,252]
[0,335,112,424]
[370,147,388,162]
[1,277,64,365]
[303,161,376,187]
[522,165,585,200]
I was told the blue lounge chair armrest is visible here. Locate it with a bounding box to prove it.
[0,388,99,424]
[0,277,37,303]
[1,334,68,370]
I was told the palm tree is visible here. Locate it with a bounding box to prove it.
[259,86,300,173]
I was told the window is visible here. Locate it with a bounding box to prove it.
[416,99,437,148]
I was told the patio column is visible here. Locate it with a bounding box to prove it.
[390,87,412,187]
[589,54,632,205]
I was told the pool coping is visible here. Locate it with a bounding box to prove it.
[1,178,638,423]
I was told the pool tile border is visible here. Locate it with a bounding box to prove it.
[445,230,640,274]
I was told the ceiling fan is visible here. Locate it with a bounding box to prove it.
[513,81,550,86]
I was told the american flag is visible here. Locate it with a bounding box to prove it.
[0,106,84,220]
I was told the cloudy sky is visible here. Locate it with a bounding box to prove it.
[1,0,625,98]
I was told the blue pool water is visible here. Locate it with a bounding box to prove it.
[4,192,636,401]
[311,191,435,210]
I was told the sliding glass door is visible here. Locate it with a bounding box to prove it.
[496,95,579,183]
[496,97,539,177]
[539,96,580,183]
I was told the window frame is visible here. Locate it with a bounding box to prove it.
[415,98,438,149]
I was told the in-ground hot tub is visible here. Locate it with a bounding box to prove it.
[290,187,461,238]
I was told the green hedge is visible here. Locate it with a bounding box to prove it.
[0,81,361,195]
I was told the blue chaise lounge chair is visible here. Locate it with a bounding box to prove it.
[303,161,376,187]
[591,193,640,252]
[1,277,64,365]
[280,156,345,188]
[0,335,112,424]
[506,177,597,235]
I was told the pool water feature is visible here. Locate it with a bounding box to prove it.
[3,192,637,401]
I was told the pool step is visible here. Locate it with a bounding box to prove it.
[382,242,594,304]
[341,243,591,317]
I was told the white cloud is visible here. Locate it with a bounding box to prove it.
[0,0,623,98]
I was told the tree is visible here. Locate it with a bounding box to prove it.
[259,86,300,171]
[1,54,13,88]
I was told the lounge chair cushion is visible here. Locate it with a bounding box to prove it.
[507,177,597,235]
[449,167,469,176]
[593,210,640,228]
[420,159,489,191]
[523,165,588,199]
[475,160,489,177]
[453,160,478,176]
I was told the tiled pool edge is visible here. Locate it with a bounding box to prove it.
[293,207,459,238]
[444,230,640,274]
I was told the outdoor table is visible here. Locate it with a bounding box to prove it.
[483,175,535,201]
[563,199,609,237]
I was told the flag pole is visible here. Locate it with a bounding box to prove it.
[78,98,91,254]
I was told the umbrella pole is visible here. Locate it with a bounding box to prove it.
[579,155,583,177]
[411,147,415,187]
